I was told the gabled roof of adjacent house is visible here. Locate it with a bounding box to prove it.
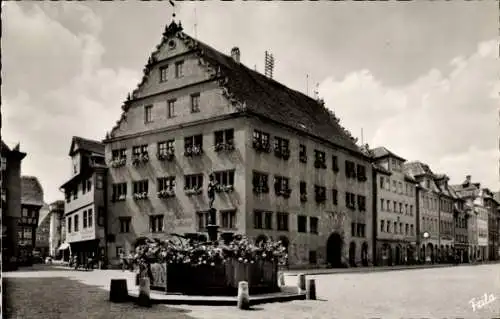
[69,136,104,156]
[111,21,366,158]
[21,176,44,207]
[371,146,406,161]
[403,161,434,177]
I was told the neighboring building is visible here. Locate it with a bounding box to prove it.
[450,186,469,262]
[434,174,455,261]
[60,137,107,264]
[369,147,418,266]
[103,20,374,268]
[35,203,51,258]
[404,161,442,263]
[494,192,500,260]
[481,188,498,261]
[1,140,26,269]
[19,176,45,265]
[47,200,67,259]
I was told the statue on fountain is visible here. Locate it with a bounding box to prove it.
[207,173,219,241]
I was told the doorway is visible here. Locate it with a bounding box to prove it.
[326,233,343,267]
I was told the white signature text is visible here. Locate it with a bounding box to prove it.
[469,293,497,312]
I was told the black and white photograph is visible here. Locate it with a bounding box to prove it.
[1,1,499,318]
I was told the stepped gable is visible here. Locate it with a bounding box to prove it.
[112,21,364,157]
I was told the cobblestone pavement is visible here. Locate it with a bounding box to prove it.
[3,265,193,319]
[3,264,499,319]
[178,264,500,319]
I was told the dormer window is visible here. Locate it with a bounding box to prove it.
[160,66,168,82]
[175,61,184,78]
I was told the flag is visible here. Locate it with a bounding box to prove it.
[169,0,175,6]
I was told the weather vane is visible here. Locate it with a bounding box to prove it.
[169,0,176,20]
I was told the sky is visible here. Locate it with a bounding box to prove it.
[2,1,498,204]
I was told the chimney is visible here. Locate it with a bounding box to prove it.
[231,47,240,63]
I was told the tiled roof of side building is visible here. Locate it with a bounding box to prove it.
[70,136,105,156]
[118,21,366,158]
[21,176,44,206]
[403,161,434,177]
[371,147,406,161]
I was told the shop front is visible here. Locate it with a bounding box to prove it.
[70,239,100,264]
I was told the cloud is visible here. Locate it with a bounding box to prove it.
[319,39,499,189]
[2,3,139,203]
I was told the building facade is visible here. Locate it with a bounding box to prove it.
[434,175,455,262]
[60,137,107,263]
[103,20,373,268]
[483,188,499,261]
[450,187,469,262]
[370,147,418,266]
[1,141,26,269]
[404,162,442,263]
[47,200,67,259]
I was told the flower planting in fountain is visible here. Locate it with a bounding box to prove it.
[133,235,288,268]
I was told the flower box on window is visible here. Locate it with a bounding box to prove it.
[277,189,292,198]
[185,146,203,157]
[216,185,234,193]
[111,158,126,168]
[185,187,202,196]
[133,192,148,200]
[215,142,235,153]
[300,193,307,202]
[157,188,175,198]
[252,139,270,153]
[158,149,175,161]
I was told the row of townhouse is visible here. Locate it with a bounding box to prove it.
[57,19,500,268]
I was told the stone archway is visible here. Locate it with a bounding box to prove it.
[361,242,369,266]
[349,242,356,267]
[326,233,343,267]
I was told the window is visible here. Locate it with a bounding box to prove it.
[274,176,290,196]
[345,161,356,178]
[357,195,366,211]
[98,207,105,227]
[314,150,327,169]
[297,215,307,233]
[111,149,127,165]
[167,99,176,118]
[380,199,384,211]
[380,220,385,232]
[310,217,318,234]
[405,223,409,235]
[96,175,104,189]
[74,214,79,232]
[277,212,289,231]
[197,211,209,230]
[393,201,397,212]
[191,93,200,113]
[393,221,397,234]
[83,210,88,228]
[254,210,263,229]
[254,210,272,229]
[158,176,175,192]
[184,174,203,190]
[73,188,78,200]
[315,185,326,203]
[392,180,397,192]
[132,145,148,161]
[175,61,184,78]
[214,129,234,151]
[160,66,168,82]
[309,251,317,264]
[215,170,235,186]
[345,192,356,209]
[220,210,236,229]
[299,144,307,163]
[133,180,148,195]
[158,140,175,158]
[332,189,338,205]
[87,180,92,192]
[68,216,72,233]
[386,199,391,211]
[252,130,271,152]
[82,181,87,195]
[119,217,131,233]
[332,155,339,172]
[351,222,356,237]
[300,181,307,201]
[112,183,127,201]
[252,172,269,193]
[410,205,413,215]
[149,215,164,232]
[380,176,385,189]
[356,165,367,181]
[399,222,403,234]
[399,203,403,214]
[387,221,391,233]
[144,105,153,123]
[65,191,71,203]
[357,223,366,237]
[404,204,408,214]
[273,137,290,160]
[184,134,203,155]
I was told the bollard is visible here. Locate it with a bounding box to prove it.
[136,277,151,307]
[297,273,306,295]
[237,281,250,310]
[278,271,285,287]
[109,279,129,303]
[306,279,316,300]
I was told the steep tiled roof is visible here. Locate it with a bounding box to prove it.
[69,136,104,156]
[371,146,406,161]
[403,161,434,177]
[21,176,44,206]
[116,21,364,157]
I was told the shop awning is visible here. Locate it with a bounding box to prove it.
[58,243,70,250]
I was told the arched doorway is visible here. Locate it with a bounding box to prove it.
[349,242,356,267]
[395,245,401,265]
[326,233,343,267]
[361,242,369,266]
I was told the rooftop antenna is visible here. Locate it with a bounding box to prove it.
[264,51,275,79]
[194,8,198,38]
